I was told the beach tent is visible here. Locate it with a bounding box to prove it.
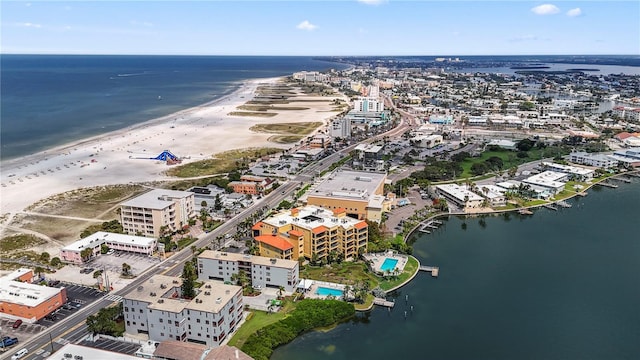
[151,150,178,161]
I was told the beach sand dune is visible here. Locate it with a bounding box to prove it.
[0,78,345,215]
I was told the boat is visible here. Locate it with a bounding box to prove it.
[518,209,533,215]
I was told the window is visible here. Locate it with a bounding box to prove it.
[124,307,129,312]
[126,321,130,326]
[205,320,210,325]
[139,309,143,313]
[174,321,179,326]
[196,319,200,323]
[159,319,163,323]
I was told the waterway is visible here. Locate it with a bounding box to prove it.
[272,180,640,360]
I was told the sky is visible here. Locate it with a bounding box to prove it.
[1,1,639,56]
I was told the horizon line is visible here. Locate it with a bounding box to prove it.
[2,53,639,57]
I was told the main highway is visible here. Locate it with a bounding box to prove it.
[10,106,410,360]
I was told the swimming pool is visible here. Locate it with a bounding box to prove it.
[380,258,399,272]
[316,286,344,297]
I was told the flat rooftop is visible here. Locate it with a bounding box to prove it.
[45,344,139,360]
[542,162,594,176]
[435,184,483,202]
[261,205,367,233]
[523,171,566,189]
[0,278,63,307]
[120,189,193,210]
[122,274,240,314]
[62,231,156,252]
[308,170,385,201]
[199,250,298,269]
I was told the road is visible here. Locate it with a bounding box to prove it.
[11,105,411,360]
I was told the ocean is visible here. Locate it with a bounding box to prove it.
[272,180,640,360]
[0,55,348,160]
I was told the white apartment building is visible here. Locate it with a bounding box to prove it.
[197,251,299,293]
[122,275,243,348]
[353,97,384,113]
[478,185,507,207]
[330,117,352,139]
[60,232,157,264]
[540,162,595,181]
[433,184,484,210]
[522,171,567,194]
[569,152,619,169]
[120,189,196,237]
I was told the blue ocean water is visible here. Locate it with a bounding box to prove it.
[0,55,348,160]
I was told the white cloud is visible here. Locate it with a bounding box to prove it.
[566,8,582,17]
[296,20,317,31]
[531,4,560,15]
[18,22,42,28]
[357,0,387,5]
[130,20,154,27]
[509,34,539,42]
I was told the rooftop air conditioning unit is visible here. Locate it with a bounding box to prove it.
[205,292,211,295]
[215,298,222,304]
[205,284,212,289]
[158,299,164,303]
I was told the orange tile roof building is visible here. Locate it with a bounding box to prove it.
[0,269,67,323]
[252,205,368,262]
[228,175,274,195]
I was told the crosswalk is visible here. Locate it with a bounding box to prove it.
[104,294,123,302]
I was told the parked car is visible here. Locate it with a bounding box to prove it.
[106,249,115,255]
[48,280,60,287]
[1,337,18,347]
[63,303,75,310]
[11,319,22,329]
[10,348,28,360]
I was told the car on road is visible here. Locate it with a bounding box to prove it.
[10,348,28,360]
[12,319,22,329]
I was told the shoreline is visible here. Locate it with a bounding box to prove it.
[0,75,344,215]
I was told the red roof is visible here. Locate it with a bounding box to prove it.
[255,234,293,251]
[289,229,303,237]
[333,208,346,215]
[354,221,368,230]
[312,226,329,235]
[251,222,264,231]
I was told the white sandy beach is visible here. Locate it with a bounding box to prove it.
[0,77,343,215]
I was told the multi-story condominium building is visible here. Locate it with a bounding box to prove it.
[303,170,388,223]
[122,274,243,347]
[433,184,483,210]
[59,231,157,264]
[569,152,619,169]
[197,251,299,293]
[353,97,384,113]
[329,117,352,139]
[120,189,196,237]
[0,269,67,322]
[228,175,274,195]
[252,205,368,262]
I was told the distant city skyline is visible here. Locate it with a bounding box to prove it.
[1,1,638,56]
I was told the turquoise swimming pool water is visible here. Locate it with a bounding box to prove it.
[316,286,343,297]
[380,258,399,272]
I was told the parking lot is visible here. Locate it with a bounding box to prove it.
[35,282,104,328]
[78,336,141,355]
[48,252,161,292]
[0,318,46,352]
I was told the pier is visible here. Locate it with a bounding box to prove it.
[419,266,439,277]
[556,200,572,208]
[373,298,395,308]
[418,220,442,234]
[543,204,557,211]
[597,182,618,188]
[577,192,588,197]
[610,176,631,183]
[518,209,533,215]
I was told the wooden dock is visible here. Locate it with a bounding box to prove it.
[543,204,557,211]
[576,192,588,197]
[373,298,395,308]
[597,182,618,188]
[419,266,439,277]
[518,209,533,215]
[556,200,572,208]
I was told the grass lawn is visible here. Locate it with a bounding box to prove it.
[458,148,551,178]
[165,148,281,178]
[0,234,44,252]
[228,111,278,117]
[300,262,378,287]
[228,310,287,348]
[250,122,322,135]
[268,135,303,144]
[378,256,419,291]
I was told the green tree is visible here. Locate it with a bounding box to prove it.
[40,252,50,263]
[121,263,131,276]
[201,200,208,207]
[80,248,93,262]
[181,261,197,299]
[100,244,110,254]
[50,257,62,267]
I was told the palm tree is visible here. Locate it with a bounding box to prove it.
[121,263,131,276]
[277,286,285,299]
